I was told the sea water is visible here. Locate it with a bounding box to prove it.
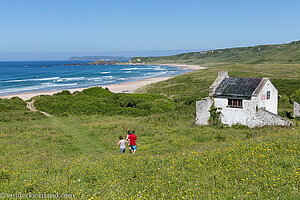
[0,61,190,96]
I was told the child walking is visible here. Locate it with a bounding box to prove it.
[127,131,137,155]
[117,136,127,154]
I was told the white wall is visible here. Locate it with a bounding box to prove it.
[256,80,278,114]
[195,97,212,125]
[214,97,256,126]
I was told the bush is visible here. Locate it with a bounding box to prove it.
[0,97,26,111]
[279,94,292,107]
[80,87,112,98]
[208,101,222,126]
[54,90,71,96]
[34,87,175,117]
[278,94,294,118]
[0,97,45,121]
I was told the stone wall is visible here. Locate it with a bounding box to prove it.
[195,97,212,125]
[251,109,293,128]
[294,101,300,118]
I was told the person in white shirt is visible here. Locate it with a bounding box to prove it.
[117,136,127,154]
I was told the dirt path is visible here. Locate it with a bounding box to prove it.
[26,99,53,117]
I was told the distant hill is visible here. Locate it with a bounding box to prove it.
[69,56,130,61]
[130,40,300,66]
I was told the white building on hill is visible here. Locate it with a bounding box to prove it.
[196,71,293,128]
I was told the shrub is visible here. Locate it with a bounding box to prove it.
[0,97,26,111]
[279,94,292,107]
[278,94,294,118]
[208,101,222,126]
[34,87,175,117]
[0,97,45,121]
[54,90,71,96]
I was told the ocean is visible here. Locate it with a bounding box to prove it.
[0,61,190,96]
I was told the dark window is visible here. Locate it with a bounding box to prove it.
[267,91,270,99]
[228,99,243,108]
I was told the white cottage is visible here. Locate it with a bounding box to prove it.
[196,71,293,128]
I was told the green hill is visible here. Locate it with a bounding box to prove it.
[130,40,300,67]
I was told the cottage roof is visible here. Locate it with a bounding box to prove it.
[214,77,263,98]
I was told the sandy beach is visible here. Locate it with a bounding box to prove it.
[0,64,204,101]
[157,63,206,70]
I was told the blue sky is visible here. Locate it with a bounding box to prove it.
[0,0,300,60]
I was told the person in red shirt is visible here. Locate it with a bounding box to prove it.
[127,130,137,154]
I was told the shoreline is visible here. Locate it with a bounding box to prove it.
[0,64,205,101]
[155,63,206,70]
[122,62,206,70]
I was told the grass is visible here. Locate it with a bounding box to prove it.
[0,114,299,199]
[0,56,300,199]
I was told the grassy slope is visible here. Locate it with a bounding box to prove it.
[0,42,300,199]
[0,113,299,199]
[130,40,300,67]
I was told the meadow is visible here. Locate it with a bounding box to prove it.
[0,110,299,199]
[0,59,300,199]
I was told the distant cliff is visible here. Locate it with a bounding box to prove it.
[68,56,130,61]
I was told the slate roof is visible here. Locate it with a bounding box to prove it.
[214,77,262,98]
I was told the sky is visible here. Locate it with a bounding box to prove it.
[0,0,300,60]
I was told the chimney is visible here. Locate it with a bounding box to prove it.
[209,71,229,96]
[218,71,228,78]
